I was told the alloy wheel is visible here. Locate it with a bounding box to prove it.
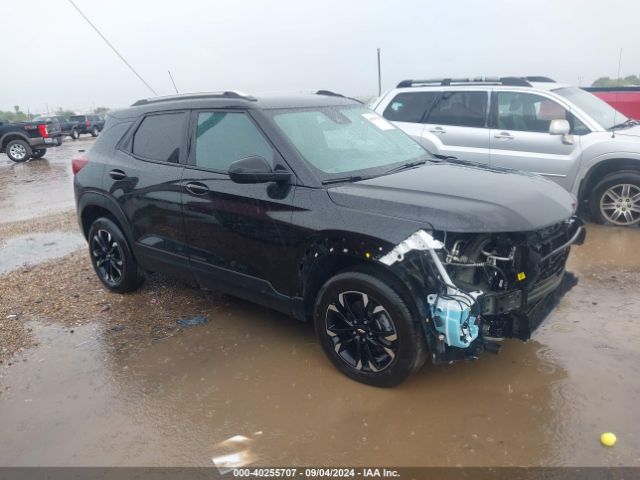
[91,229,123,284]
[9,143,27,160]
[325,291,398,373]
[600,183,640,226]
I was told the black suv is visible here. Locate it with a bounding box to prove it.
[74,91,584,386]
[69,115,104,137]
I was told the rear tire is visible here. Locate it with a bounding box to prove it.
[589,170,640,226]
[314,270,426,387]
[87,217,144,293]
[31,148,46,159]
[5,139,32,162]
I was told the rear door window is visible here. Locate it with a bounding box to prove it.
[382,92,438,123]
[132,112,185,163]
[426,91,488,128]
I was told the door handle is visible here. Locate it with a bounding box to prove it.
[109,169,127,180]
[494,132,514,140]
[429,127,446,135]
[185,182,210,195]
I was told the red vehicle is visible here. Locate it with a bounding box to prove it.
[584,87,640,120]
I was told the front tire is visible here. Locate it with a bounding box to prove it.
[314,270,426,387]
[71,129,80,140]
[589,170,640,226]
[91,126,99,137]
[31,148,46,159]
[5,139,32,162]
[88,217,144,293]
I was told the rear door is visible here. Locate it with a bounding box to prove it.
[181,109,297,308]
[107,110,191,280]
[379,91,437,147]
[489,91,584,189]
[422,90,491,164]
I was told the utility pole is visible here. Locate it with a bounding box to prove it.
[377,48,382,96]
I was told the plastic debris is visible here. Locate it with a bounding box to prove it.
[178,316,208,327]
[600,432,617,447]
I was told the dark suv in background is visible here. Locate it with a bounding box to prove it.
[70,114,104,137]
[73,91,584,386]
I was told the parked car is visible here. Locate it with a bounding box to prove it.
[373,77,640,226]
[69,114,104,137]
[34,115,80,140]
[0,118,61,162]
[74,91,584,386]
[583,86,640,121]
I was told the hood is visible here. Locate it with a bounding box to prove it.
[613,124,640,138]
[327,162,574,233]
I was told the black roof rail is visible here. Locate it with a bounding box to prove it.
[396,77,541,88]
[315,90,364,104]
[524,76,555,83]
[131,91,257,106]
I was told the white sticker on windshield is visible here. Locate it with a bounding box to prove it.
[361,112,396,131]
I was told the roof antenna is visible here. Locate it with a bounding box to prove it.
[612,48,622,138]
[168,70,179,94]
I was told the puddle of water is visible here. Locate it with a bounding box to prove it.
[0,138,94,223]
[568,222,640,271]
[1,285,638,467]
[0,232,86,275]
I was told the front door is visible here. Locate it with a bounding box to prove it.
[489,91,584,190]
[181,109,297,309]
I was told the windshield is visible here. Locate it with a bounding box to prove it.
[271,106,427,179]
[553,86,628,130]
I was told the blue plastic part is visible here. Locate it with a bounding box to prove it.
[428,295,479,349]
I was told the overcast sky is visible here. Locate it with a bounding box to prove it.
[2,0,639,113]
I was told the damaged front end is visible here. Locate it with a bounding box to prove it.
[378,217,585,365]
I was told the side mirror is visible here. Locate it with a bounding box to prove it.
[228,156,291,184]
[549,119,570,135]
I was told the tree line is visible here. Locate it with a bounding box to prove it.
[592,75,640,87]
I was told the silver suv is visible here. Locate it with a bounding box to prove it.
[373,76,640,226]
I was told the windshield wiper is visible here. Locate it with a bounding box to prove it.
[383,159,427,176]
[322,175,369,185]
[609,118,639,130]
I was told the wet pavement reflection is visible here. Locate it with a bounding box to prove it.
[0,232,85,275]
[0,138,93,223]
[1,222,639,467]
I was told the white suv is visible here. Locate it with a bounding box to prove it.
[372,76,640,226]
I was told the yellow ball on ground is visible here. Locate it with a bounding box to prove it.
[600,432,616,447]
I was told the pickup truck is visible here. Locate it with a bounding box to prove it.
[69,114,104,137]
[583,86,640,120]
[33,115,80,140]
[0,119,62,162]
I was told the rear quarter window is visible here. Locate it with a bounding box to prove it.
[382,92,438,123]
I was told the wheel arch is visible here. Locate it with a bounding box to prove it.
[298,232,430,326]
[1,132,31,151]
[78,192,134,244]
[578,157,640,203]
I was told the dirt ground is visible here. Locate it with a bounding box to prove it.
[1,140,639,468]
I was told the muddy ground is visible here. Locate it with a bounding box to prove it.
[0,139,639,467]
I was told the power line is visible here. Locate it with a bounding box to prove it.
[66,0,158,96]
